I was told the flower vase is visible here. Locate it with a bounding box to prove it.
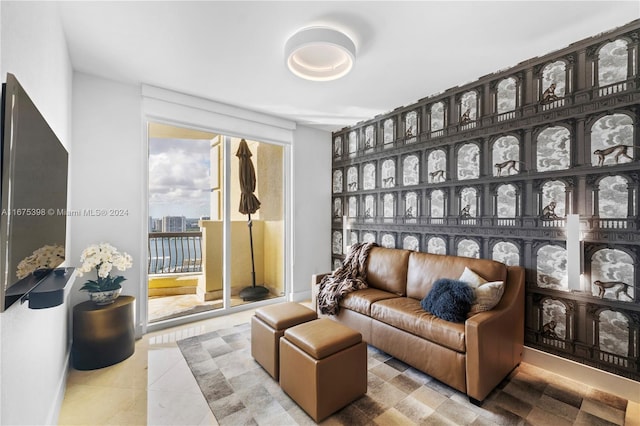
[88,287,122,305]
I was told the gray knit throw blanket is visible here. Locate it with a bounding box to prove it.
[318,242,378,315]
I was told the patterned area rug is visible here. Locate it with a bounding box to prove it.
[177,322,628,425]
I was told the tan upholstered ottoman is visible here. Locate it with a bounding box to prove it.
[279,318,367,422]
[251,302,317,380]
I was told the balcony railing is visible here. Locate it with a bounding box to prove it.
[588,217,635,230]
[597,81,627,97]
[148,232,203,274]
[541,97,566,111]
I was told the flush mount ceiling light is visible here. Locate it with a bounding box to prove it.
[285,27,356,81]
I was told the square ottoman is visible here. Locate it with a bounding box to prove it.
[279,318,367,422]
[251,302,317,380]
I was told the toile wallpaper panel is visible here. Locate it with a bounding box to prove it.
[330,21,640,381]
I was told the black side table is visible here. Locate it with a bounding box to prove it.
[72,296,135,370]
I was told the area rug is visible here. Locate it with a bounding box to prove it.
[177,323,628,425]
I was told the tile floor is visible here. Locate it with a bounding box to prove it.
[148,293,280,323]
[58,306,640,426]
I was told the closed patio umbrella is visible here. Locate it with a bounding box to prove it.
[236,139,269,301]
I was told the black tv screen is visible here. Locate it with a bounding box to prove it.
[1,73,68,311]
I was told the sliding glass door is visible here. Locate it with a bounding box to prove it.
[147,122,284,326]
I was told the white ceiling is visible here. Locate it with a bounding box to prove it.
[58,1,639,132]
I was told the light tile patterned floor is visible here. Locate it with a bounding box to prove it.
[177,322,633,426]
[59,305,639,425]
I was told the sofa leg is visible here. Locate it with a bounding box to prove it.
[468,397,483,406]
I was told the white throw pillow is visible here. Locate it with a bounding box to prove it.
[458,267,504,314]
[458,267,487,287]
[469,281,505,314]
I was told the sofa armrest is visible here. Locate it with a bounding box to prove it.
[465,265,525,401]
[311,273,331,313]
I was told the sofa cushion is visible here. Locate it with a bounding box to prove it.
[366,247,411,296]
[370,297,466,353]
[340,288,400,316]
[420,279,475,323]
[406,252,507,300]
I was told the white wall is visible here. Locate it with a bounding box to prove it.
[69,73,143,321]
[73,80,331,332]
[290,125,332,300]
[0,2,73,425]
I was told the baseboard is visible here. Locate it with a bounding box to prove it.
[523,347,639,402]
[289,289,311,302]
[47,351,71,424]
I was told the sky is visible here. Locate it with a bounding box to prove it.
[148,137,211,219]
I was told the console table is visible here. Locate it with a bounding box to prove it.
[72,296,135,370]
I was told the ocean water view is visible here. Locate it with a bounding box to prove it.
[148,233,203,274]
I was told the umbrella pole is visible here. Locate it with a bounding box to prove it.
[238,213,269,301]
[248,213,256,288]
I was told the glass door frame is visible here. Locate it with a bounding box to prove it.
[142,98,293,334]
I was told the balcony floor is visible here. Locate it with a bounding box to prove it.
[148,293,278,323]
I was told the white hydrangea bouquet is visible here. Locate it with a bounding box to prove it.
[16,244,65,279]
[77,243,133,292]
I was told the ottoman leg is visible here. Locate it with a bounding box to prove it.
[251,316,283,379]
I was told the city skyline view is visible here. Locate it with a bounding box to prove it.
[148,137,211,218]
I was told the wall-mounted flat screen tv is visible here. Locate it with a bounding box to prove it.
[1,73,68,312]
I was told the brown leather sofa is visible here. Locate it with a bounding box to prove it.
[312,246,525,402]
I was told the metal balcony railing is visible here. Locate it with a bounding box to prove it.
[148,232,203,274]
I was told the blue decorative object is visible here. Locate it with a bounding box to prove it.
[421,278,475,323]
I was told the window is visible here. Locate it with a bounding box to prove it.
[430,102,445,132]
[591,249,634,301]
[403,155,419,185]
[427,149,446,183]
[405,192,418,218]
[403,235,419,251]
[492,136,520,176]
[598,39,629,86]
[598,310,629,360]
[591,114,634,167]
[598,175,628,218]
[427,237,446,254]
[383,193,395,219]
[460,187,477,217]
[346,166,358,192]
[333,136,342,157]
[381,159,396,187]
[364,125,375,149]
[457,143,480,180]
[332,170,343,193]
[536,245,567,290]
[381,234,396,248]
[405,111,418,139]
[460,91,478,123]
[492,242,520,266]
[348,130,358,153]
[457,239,480,258]
[537,126,570,171]
[541,61,566,99]
[497,184,516,217]
[431,190,445,218]
[541,180,567,218]
[383,118,395,146]
[363,163,376,190]
[497,77,517,113]
[348,196,357,218]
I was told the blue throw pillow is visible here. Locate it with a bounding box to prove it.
[421,278,475,323]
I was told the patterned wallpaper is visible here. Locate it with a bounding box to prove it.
[331,21,640,381]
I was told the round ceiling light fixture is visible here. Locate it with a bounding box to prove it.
[285,27,356,81]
